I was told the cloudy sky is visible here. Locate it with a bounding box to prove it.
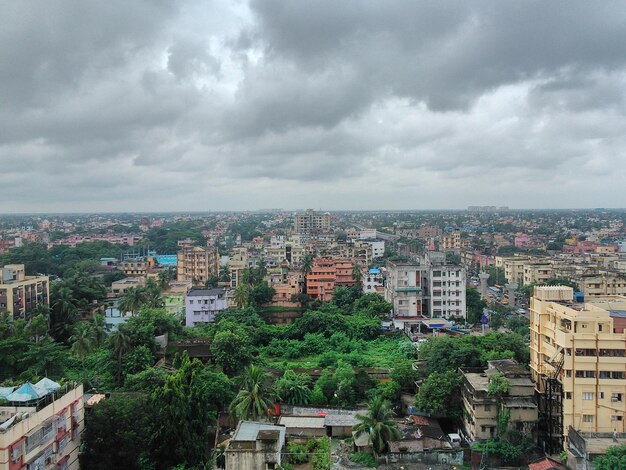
[2,1,626,212]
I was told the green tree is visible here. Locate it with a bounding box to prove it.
[80,395,153,470]
[274,370,312,405]
[118,287,145,316]
[466,287,487,324]
[415,370,462,418]
[109,329,131,385]
[390,360,419,391]
[26,313,49,343]
[352,263,362,284]
[233,283,250,308]
[353,396,401,455]
[150,353,218,469]
[70,322,96,360]
[230,365,275,421]
[353,293,392,319]
[592,444,626,470]
[211,329,252,376]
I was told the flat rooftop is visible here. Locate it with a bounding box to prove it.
[232,421,285,442]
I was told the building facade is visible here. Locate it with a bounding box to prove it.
[184,288,228,327]
[177,246,220,286]
[384,261,424,318]
[307,258,355,302]
[0,265,49,321]
[293,209,331,236]
[225,421,286,470]
[0,383,84,470]
[530,286,626,451]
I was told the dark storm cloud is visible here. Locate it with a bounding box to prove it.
[1,0,626,211]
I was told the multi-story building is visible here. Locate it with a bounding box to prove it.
[0,264,49,321]
[442,229,467,252]
[498,255,531,285]
[424,252,467,320]
[362,268,384,294]
[460,359,538,442]
[228,247,248,288]
[307,258,355,302]
[184,288,228,327]
[384,261,424,318]
[225,421,286,470]
[523,261,554,285]
[0,381,83,470]
[121,260,149,277]
[574,274,626,297]
[530,286,626,452]
[268,266,302,307]
[293,209,331,236]
[177,246,220,286]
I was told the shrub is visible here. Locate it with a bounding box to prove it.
[350,452,377,467]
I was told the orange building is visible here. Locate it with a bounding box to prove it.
[307,258,356,302]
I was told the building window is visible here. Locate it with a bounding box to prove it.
[612,393,623,402]
[565,392,572,399]
[575,370,596,378]
[612,415,623,422]
[582,392,593,400]
[582,415,593,423]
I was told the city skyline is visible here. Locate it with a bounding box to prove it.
[2,1,626,212]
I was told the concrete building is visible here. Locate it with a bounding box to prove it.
[575,274,626,297]
[293,209,331,236]
[307,258,355,302]
[228,247,248,288]
[424,252,466,320]
[523,261,554,285]
[460,359,538,442]
[530,286,626,452]
[567,426,626,470]
[0,381,83,470]
[177,246,220,286]
[363,268,384,294]
[225,421,285,470]
[268,266,302,307]
[184,288,227,327]
[120,260,149,277]
[384,261,424,318]
[0,264,49,321]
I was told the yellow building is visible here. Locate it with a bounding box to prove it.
[530,286,626,452]
[0,264,49,321]
[523,262,554,285]
[176,246,220,286]
[0,382,83,470]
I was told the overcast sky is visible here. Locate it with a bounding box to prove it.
[2,1,626,213]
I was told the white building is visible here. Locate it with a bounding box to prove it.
[384,261,424,318]
[184,288,228,327]
[363,268,385,294]
[226,421,286,470]
[424,252,467,320]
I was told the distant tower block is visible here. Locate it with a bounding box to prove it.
[479,273,490,299]
[506,283,518,308]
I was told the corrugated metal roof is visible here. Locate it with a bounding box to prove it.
[278,416,325,429]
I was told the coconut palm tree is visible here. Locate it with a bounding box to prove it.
[353,396,401,455]
[352,263,362,284]
[233,284,250,308]
[90,313,108,347]
[118,287,145,316]
[109,328,131,385]
[301,254,314,291]
[70,322,96,360]
[230,365,275,421]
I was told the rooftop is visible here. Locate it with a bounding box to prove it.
[187,287,226,297]
[232,421,286,442]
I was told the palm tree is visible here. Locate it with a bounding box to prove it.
[230,365,275,421]
[352,263,362,284]
[90,313,108,346]
[109,328,131,385]
[118,287,145,316]
[301,254,314,291]
[274,370,312,405]
[233,284,250,308]
[353,396,401,455]
[70,322,96,360]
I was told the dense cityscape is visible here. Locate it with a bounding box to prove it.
[3,1,626,470]
[0,208,625,469]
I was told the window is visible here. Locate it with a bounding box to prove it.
[583,415,593,423]
[565,392,572,399]
[612,393,623,402]
[612,415,623,422]
[582,392,593,400]
[575,370,596,378]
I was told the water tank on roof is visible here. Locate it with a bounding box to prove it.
[574,292,584,303]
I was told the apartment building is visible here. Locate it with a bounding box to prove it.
[523,261,554,285]
[293,209,331,235]
[176,246,220,286]
[460,359,538,442]
[530,286,626,452]
[497,256,531,285]
[424,252,467,320]
[184,288,228,327]
[441,229,468,252]
[0,381,83,470]
[268,268,302,307]
[307,258,355,302]
[0,265,49,321]
[229,247,248,288]
[362,268,384,294]
[120,260,149,277]
[574,274,626,297]
[384,261,424,318]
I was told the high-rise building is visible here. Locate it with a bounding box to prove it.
[0,264,49,321]
[293,209,331,235]
[176,246,220,286]
[530,286,626,452]
[384,261,424,318]
[423,252,467,320]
